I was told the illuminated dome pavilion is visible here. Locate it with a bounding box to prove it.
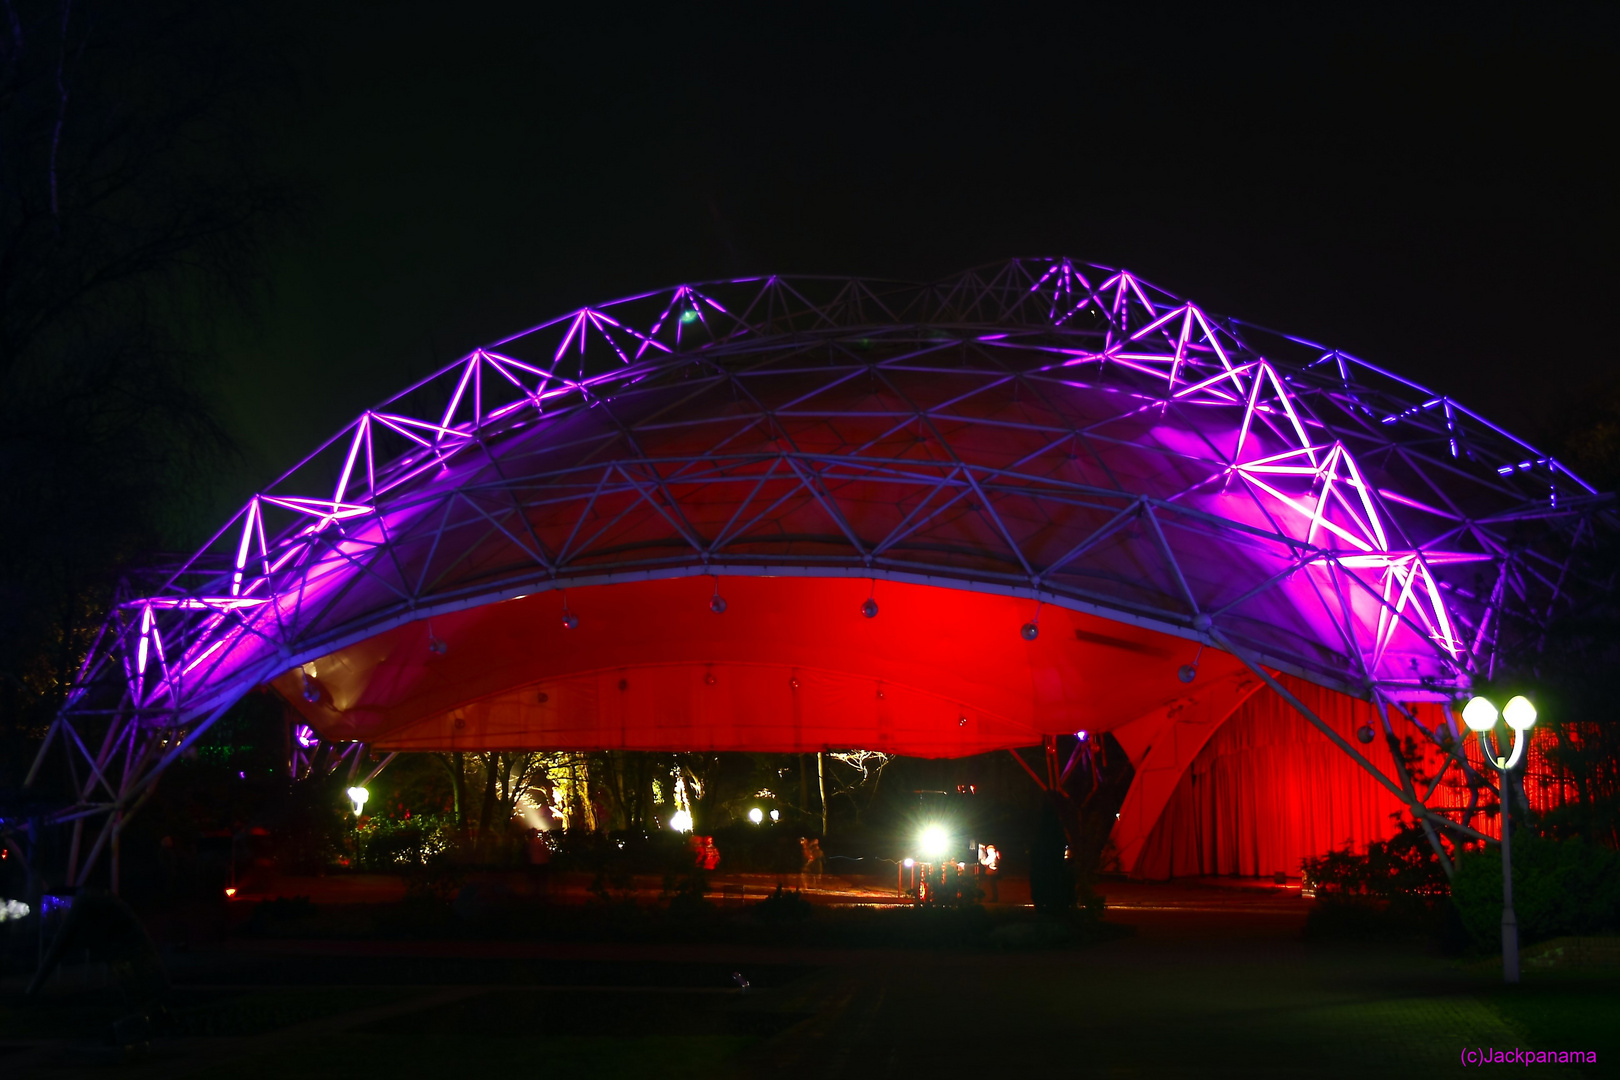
[31,258,1610,882]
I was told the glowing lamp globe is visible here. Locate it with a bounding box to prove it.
[345,785,369,815]
[919,825,950,859]
[1503,695,1537,731]
[747,807,764,824]
[1461,696,1499,733]
[669,809,693,832]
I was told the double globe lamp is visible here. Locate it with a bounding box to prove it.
[1459,693,1536,984]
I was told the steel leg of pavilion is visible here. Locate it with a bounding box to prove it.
[1008,734,1124,879]
[290,730,389,786]
[13,699,403,893]
[1209,629,1491,875]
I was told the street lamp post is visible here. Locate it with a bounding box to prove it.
[1460,694,1537,985]
[345,786,369,867]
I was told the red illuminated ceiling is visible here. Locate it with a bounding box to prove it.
[277,576,1237,756]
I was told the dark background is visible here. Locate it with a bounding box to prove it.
[220,1,1618,502]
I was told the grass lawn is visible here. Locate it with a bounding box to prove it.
[5,905,1614,1079]
[1475,973,1620,1068]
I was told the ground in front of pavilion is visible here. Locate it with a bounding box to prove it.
[2,879,1615,1079]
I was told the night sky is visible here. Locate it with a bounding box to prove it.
[218,2,1618,502]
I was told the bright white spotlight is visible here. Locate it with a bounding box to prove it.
[1461,696,1499,733]
[345,785,369,816]
[902,858,915,868]
[769,809,780,822]
[669,810,693,832]
[919,825,950,859]
[748,807,764,824]
[1503,695,1537,731]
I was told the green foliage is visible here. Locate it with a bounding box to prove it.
[1452,834,1620,948]
[1301,815,1456,941]
[360,813,457,870]
[1301,815,1451,907]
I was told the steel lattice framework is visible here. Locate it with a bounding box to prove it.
[24,257,1613,881]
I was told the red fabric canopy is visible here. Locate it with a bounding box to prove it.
[277,576,1235,756]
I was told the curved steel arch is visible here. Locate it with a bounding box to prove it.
[25,257,1613,880]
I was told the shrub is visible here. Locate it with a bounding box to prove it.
[1301,816,1454,941]
[752,885,813,924]
[1302,815,1450,907]
[666,870,711,917]
[1452,835,1620,948]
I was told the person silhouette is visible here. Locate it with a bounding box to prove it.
[978,842,1001,901]
[800,836,824,889]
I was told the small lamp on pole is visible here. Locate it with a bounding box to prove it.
[345,785,369,867]
[1460,693,1536,984]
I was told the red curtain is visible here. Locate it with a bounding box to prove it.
[1134,678,1440,879]
[1134,677,1585,878]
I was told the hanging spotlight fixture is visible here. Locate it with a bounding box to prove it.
[862,580,878,618]
[1021,600,1041,640]
[1177,644,1204,684]
[427,624,448,655]
[301,672,321,704]
[561,592,578,630]
[1356,724,1375,744]
[710,576,727,613]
